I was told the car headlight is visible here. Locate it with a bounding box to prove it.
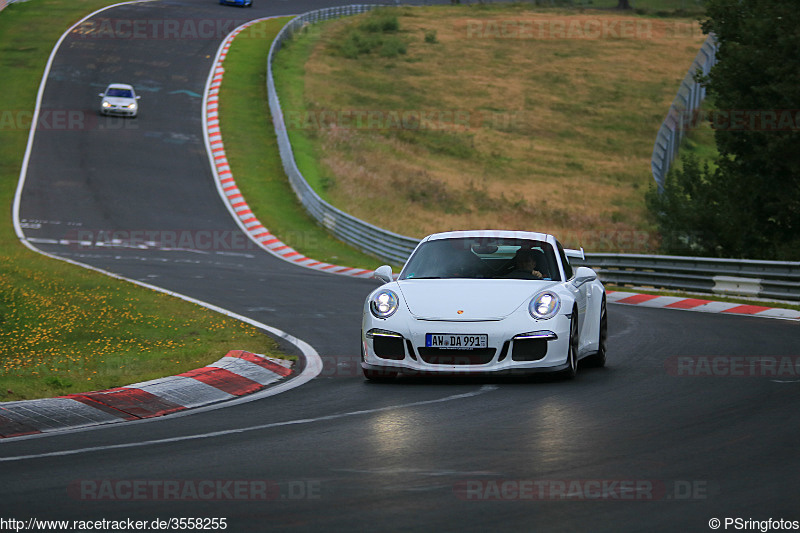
[370,290,399,318]
[529,290,560,320]
[126,103,137,109]
[102,101,111,108]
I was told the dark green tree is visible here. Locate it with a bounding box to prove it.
[648,0,800,259]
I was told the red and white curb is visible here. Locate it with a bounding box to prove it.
[0,351,293,439]
[608,290,800,321]
[204,19,376,280]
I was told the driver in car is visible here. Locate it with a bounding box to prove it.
[505,249,544,280]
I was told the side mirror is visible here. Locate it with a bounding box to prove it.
[572,266,597,287]
[372,265,393,284]
[98,93,105,97]
[135,95,141,99]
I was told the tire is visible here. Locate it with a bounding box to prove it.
[559,310,579,380]
[584,297,607,368]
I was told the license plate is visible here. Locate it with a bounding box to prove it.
[425,333,488,350]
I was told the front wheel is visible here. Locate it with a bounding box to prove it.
[559,311,579,380]
[584,297,607,368]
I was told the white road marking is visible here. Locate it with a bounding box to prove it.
[0,386,497,462]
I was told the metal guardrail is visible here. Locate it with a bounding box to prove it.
[266,4,419,265]
[651,34,717,191]
[267,7,799,301]
[573,254,800,301]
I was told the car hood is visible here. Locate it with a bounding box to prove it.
[396,279,558,320]
[104,97,135,105]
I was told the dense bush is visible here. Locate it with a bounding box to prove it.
[647,0,800,260]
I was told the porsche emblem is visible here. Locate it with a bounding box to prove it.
[457,310,464,314]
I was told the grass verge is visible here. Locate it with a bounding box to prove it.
[0,1,282,400]
[670,102,720,174]
[217,19,391,270]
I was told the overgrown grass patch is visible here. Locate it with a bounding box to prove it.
[335,7,406,59]
[272,4,708,250]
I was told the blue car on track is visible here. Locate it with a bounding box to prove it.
[220,0,252,6]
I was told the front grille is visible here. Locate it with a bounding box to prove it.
[417,348,495,365]
[511,338,548,361]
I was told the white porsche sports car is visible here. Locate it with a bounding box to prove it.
[361,230,607,380]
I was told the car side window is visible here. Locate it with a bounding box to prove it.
[556,242,573,280]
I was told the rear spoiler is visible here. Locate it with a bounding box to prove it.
[565,247,585,261]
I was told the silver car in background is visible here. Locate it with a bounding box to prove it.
[99,83,140,117]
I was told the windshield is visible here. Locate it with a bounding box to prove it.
[400,237,561,281]
[106,88,133,98]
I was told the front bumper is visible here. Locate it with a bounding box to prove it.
[362,313,572,375]
[101,106,137,117]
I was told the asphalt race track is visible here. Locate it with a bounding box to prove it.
[5,1,800,531]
